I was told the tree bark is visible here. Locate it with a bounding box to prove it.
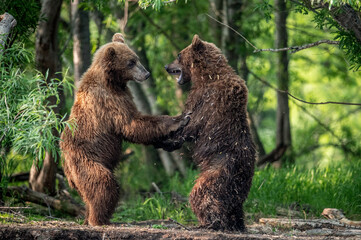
[71,0,91,85]
[0,12,17,53]
[0,12,17,206]
[31,0,63,196]
[274,0,292,166]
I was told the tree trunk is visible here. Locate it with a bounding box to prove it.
[71,0,91,85]
[31,0,63,196]
[274,0,292,166]
[0,12,17,53]
[0,12,17,206]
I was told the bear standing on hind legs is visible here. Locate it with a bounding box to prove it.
[161,35,256,231]
[60,33,189,226]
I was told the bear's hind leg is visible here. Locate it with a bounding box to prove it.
[85,166,120,226]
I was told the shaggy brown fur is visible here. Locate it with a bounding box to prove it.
[162,35,256,231]
[60,34,188,226]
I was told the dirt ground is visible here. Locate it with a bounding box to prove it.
[1,219,361,240]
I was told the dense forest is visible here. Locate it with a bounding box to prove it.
[0,0,361,237]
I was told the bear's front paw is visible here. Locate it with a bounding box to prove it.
[169,113,190,132]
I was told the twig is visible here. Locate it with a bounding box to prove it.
[206,14,258,50]
[292,100,359,158]
[164,0,176,3]
[257,179,266,190]
[0,207,31,210]
[254,40,339,53]
[152,182,163,195]
[249,70,361,106]
[168,218,191,231]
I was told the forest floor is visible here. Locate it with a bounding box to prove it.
[1,218,361,240]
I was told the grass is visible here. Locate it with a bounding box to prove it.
[113,159,361,225]
[112,168,198,225]
[246,161,361,220]
[1,159,360,225]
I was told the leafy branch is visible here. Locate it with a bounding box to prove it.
[0,45,73,165]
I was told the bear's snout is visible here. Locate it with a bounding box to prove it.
[145,72,150,79]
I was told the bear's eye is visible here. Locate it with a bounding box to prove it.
[177,53,181,60]
[128,60,136,68]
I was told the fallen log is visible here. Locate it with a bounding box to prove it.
[6,186,85,217]
[322,208,361,228]
[260,216,361,233]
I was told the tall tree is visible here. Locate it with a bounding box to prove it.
[71,0,91,85]
[0,13,16,53]
[274,0,292,165]
[30,0,63,195]
[0,12,17,206]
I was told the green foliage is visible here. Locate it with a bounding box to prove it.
[0,44,73,168]
[0,0,41,43]
[253,0,273,22]
[307,5,361,70]
[314,0,361,8]
[136,0,188,11]
[113,168,198,224]
[83,0,187,11]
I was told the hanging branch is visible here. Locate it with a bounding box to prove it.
[249,70,361,106]
[207,12,341,55]
[254,39,339,53]
[206,14,258,50]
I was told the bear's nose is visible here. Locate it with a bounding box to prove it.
[164,65,168,71]
[145,72,150,79]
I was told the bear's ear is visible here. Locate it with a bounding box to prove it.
[104,47,116,61]
[112,33,125,43]
[191,34,204,52]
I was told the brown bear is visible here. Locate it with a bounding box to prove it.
[60,33,189,226]
[161,35,256,231]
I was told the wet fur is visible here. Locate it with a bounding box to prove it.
[60,35,186,226]
[162,35,256,231]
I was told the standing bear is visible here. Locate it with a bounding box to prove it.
[60,33,188,226]
[162,35,256,231]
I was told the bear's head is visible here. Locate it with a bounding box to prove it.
[165,34,226,85]
[92,33,150,89]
